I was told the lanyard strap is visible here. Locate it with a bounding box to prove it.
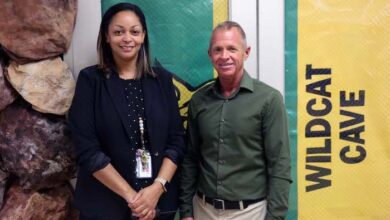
[138,117,146,150]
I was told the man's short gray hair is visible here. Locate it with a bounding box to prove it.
[209,21,247,50]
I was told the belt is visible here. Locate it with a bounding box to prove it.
[197,191,266,210]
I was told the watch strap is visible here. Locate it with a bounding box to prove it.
[154,177,168,192]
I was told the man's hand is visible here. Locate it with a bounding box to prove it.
[181,218,194,220]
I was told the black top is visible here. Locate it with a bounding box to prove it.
[121,78,152,190]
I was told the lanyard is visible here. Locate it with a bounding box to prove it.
[138,117,146,150]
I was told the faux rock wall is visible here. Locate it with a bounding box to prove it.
[0,0,77,64]
[0,0,78,219]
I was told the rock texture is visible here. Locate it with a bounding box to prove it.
[0,63,18,111]
[0,183,76,220]
[0,0,77,64]
[0,102,76,190]
[0,169,9,209]
[5,58,75,115]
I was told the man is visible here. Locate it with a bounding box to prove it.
[179,21,291,220]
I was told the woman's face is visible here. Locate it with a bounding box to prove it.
[106,10,145,64]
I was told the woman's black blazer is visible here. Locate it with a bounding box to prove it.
[68,65,185,219]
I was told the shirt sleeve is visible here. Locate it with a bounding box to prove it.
[179,99,200,218]
[262,91,292,220]
[68,70,111,174]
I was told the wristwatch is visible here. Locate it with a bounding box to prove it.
[154,177,169,192]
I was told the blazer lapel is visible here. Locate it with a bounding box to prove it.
[104,73,132,138]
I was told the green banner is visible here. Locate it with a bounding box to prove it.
[285,1,298,219]
[102,1,229,127]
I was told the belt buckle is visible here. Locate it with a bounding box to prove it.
[212,199,225,210]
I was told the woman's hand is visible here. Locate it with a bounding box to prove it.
[129,182,164,220]
[138,209,157,220]
[123,190,137,205]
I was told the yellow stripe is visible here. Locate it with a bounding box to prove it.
[213,0,228,27]
[212,0,229,77]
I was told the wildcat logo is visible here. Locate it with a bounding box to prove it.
[172,74,213,128]
[155,61,213,127]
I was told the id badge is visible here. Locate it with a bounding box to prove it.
[135,149,152,178]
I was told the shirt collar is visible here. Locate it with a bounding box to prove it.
[211,70,254,98]
[239,70,254,92]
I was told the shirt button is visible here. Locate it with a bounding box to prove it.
[221,118,225,122]
[154,152,159,157]
[219,139,223,143]
[217,181,222,185]
[218,160,224,164]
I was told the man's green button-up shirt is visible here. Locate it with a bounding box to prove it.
[180,71,291,219]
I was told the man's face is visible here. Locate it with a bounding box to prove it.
[208,28,250,80]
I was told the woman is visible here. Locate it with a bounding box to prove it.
[68,3,185,220]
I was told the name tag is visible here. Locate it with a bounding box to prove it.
[135,149,152,178]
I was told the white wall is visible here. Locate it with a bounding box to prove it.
[231,0,284,94]
[230,0,258,79]
[64,0,101,77]
[259,0,284,95]
[65,1,285,94]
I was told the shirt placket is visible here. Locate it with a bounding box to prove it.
[216,98,228,197]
